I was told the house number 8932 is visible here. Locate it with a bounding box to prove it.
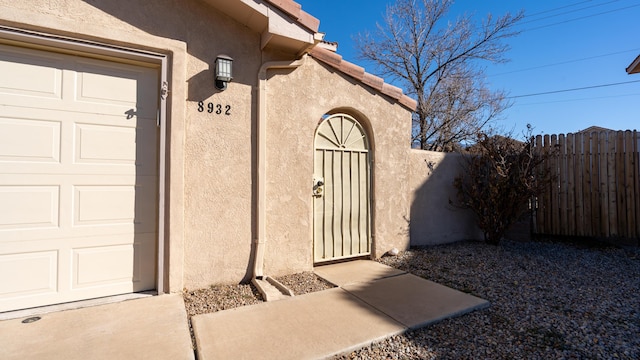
[197,101,231,115]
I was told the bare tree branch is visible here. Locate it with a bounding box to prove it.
[355,0,523,151]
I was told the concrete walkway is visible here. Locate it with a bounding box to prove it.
[192,260,489,359]
[0,294,194,360]
[0,261,489,360]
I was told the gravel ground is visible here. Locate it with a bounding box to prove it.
[274,271,335,294]
[336,239,640,360]
[183,271,333,319]
[182,240,639,359]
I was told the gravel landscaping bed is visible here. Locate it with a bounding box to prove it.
[336,239,640,360]
[183,271,333,319]
[274,271,335,295]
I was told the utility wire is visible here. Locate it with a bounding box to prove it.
[507,80,640,99]
[524,0,595,17]
[490,48,640,77]
[514,93,640,106]
[523,4,640,32]
[521,0,620,24]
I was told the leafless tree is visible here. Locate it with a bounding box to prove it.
[355,0,524,151]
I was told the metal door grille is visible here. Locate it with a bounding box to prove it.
[313,114,371,262]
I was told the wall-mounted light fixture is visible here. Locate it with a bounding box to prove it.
[215,55,233,90]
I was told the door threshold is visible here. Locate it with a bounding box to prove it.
[0,291,157,321]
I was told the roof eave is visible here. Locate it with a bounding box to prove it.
[202,0,321,54]
[626,54,640,74]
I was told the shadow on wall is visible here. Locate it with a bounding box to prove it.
[409,150,483,246]
[82,0,260,100]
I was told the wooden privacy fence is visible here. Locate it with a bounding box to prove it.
[533,130,640,239]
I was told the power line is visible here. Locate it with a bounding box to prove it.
[490,48,640,77]
[521,0,620,24]
[514,93,640,106]
[523,4,640,32]
[507,80,640,99]
[524,0,595,17]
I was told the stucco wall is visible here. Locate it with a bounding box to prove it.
[409,150,483,245]
[263,58,413,276]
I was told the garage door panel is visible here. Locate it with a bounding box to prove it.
[72,119,157,173]
[74,185,136,226]
[0,185,59,230]
[0,250,58,298]
[72,234,156,290]
[75,59,158,119]
[75,123,138,164]
[0,42,159,312]
[0,117,61,163]
[0,44,63,99]
[73,244,134,288]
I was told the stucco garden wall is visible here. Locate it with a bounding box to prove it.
[263,58,413,276]
[409,150,483,245]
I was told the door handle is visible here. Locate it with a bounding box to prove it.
[313,177,324,197]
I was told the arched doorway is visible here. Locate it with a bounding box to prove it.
[313,114,371,263]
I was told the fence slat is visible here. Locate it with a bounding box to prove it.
[535,135,545,234]
[567,133,576,235]
[543,134,552,235]
[551,135,560,235]
[624,131,635,238]
[591,132,601,237]
[632,130,640,238]
[575,133,585,236]
[560,134,569,235]
[607,132,617,237]
[615,132,626,237]
[598,132,608,236]
[583,133,594,236]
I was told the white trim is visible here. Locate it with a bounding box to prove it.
[0,26,169,297]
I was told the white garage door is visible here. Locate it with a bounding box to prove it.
[0,43,159,312]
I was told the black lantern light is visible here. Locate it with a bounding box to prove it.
[215,55,233,90]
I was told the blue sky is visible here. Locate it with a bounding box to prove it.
[296,0,640,137]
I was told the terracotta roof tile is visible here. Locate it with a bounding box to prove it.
[309,47,417,111]
[339,61,365,82]
[381,83,403,101]
[309,46,342,67]
[362,72,384,90]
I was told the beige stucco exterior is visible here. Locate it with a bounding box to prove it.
[409,150,483,246]
[262,58,413,276]
[0,0,481,308]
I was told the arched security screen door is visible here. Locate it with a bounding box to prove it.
[313,114,371,263]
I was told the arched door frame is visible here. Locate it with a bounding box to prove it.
[313,112,373,263]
